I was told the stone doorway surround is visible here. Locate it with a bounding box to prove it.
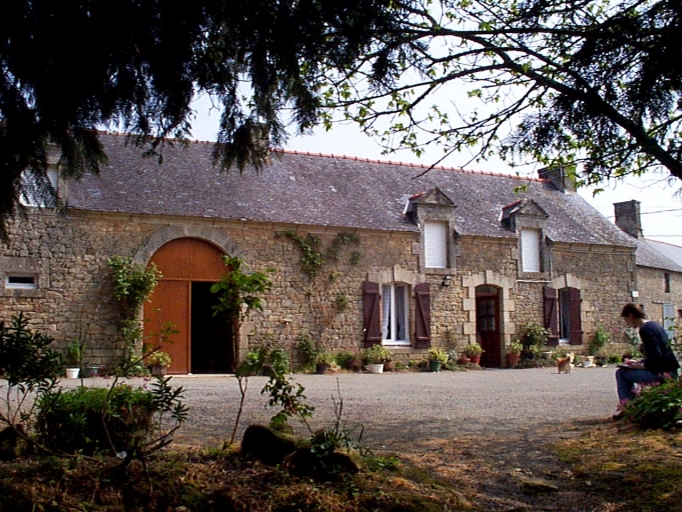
[462,271,515,351]
[134,224,250,372]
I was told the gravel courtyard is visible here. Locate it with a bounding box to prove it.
[65,366,619,451]
[53,366,627,509]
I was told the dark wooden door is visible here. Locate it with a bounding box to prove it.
[476,291,501,367]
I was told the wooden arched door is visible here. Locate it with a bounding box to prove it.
[144,238,233,374]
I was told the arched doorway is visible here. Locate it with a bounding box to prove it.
[144,238,233,374]
[476,285,501,367]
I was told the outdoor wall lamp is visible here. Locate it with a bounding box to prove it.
[441,275,452,287]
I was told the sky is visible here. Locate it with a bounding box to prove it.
[188,95,682,247]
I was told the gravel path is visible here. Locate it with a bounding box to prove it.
[63,366,618,450]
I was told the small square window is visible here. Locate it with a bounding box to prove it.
[6,275,38,290]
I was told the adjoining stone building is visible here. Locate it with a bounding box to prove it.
[1,133,641,373]
[614,200,682,341]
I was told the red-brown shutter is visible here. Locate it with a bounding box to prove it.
[568,287,583,345]
[543,286,559,346]
[362,281,382,347]
[414,282,431,348]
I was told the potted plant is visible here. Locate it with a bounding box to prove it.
[81,363,99,378]
[146,350,172,376]
[462,342,484,365]
[65,339,84,379]
[507,340,523,367]
[362,344,393,374]
[520,322,550,360]
[315,351,335,374]
[427,348,448,372]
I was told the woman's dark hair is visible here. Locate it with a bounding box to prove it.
[621,303,646,319]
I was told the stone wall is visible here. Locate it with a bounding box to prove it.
[637,266,682,329]
[0,208,639,369]
[0,209,422,367]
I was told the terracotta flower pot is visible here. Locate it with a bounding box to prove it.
[469,355,481,365]
[457,356,470,365]
[507,352,521,367]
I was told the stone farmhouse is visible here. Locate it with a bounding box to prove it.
[1,132,679,373]
[613,200,682,340]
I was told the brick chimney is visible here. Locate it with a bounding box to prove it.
[614,200,643,238]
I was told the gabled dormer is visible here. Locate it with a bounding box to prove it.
[501,198,549,274]
[405,187,457,272]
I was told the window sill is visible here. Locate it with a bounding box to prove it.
[383,341,411,347]
[0,288,45,298]
[425,268,453,275]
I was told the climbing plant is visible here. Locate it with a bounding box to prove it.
[108,256,162,375]
[210,256,275,322]
[108,256,161,318]
[279,230,361,362]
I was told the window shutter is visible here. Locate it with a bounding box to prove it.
[543,286,559,346]
[362,281,382,347]
[414,282,431,348]
[568,287,583,345]
[663,303,675,340]
[521,229,541,272]
[424,222,447,269]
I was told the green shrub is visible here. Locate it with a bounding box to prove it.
[0,313,63,388]
[462,343,483,357]
[295,333,318,370]
[519,322,550,358]
[607,353,622,364]
[334,350,356,369]
[108,256,161,316]
[427,348,448,363]
[589,325,610,355]
[0,314,63,457]
[37,386,152,455]
[361,344,392,364]
[242,345,290,377]
[623,379,682,430]
[36,378,188,457]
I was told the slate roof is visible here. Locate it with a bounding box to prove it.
[65,132,636,248]
[635,239,682,272]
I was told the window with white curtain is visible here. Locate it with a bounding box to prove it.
[521,229,541,272]
[382,283,409,345]
[424,221,447,268]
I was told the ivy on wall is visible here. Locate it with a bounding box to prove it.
[278,230,362,353]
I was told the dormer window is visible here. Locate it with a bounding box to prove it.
[20,168,59,207]
[424,221,447,269]
[521,229,541,272]
[501,198,549,275]
[406,187,456,272]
